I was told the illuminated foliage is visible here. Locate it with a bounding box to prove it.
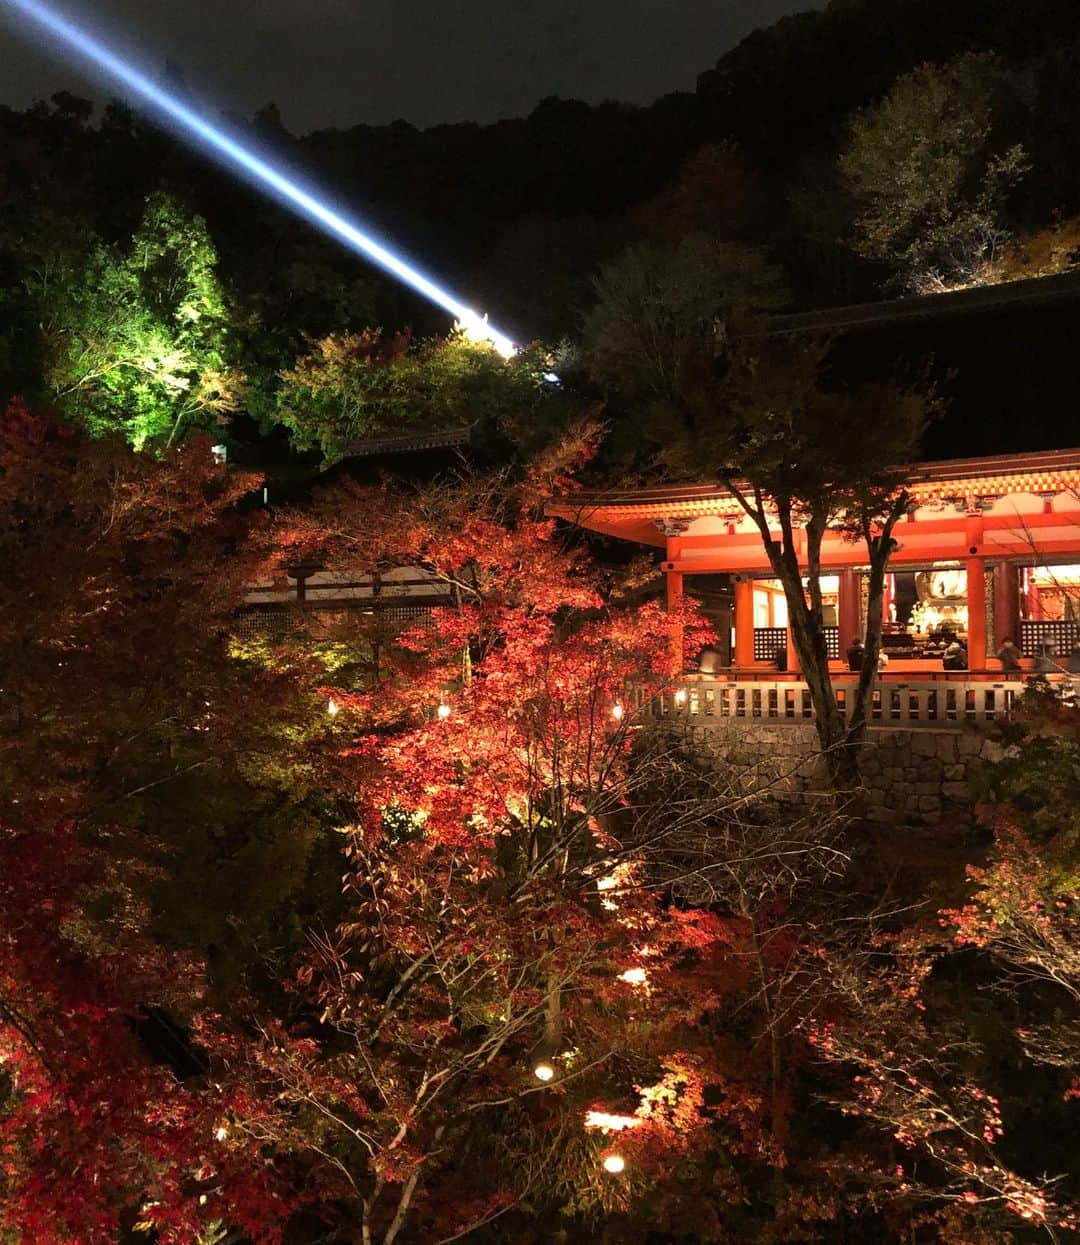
[36,192,242,449]
[839,53,1029,292]
[192,428,745,1242]
[0,401,303,1240]
[275,327,556,461]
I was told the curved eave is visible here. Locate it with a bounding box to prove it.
[549,449,1080,545]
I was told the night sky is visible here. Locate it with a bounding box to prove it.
[0,0,820,132]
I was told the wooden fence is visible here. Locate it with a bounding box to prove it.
[643,675,1026,729]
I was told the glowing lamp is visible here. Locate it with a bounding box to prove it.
[611,702,625,722]
[214,1125,228,1142]
[618,967,648,987]
[327,698,339,717]
[533,1062,555,1082]
[437,702,452,720]
[674,688,687,705]
[602,1152,626,1174]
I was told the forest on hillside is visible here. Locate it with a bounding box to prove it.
[4,0,1080,464]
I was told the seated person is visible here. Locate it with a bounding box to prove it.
[996,636,1023,672]
[941,630,968,671]
[846,637,865,672]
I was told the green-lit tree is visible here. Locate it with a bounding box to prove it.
[275,327,558,462]
[37,192,242,449]
[838,53,1029,292]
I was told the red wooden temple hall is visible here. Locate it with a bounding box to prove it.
[549,449,1080,676]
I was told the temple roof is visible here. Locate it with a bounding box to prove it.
[548,447,1080,548]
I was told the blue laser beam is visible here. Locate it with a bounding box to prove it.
[1,0,517,358]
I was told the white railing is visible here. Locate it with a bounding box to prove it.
[642,675,1027,729]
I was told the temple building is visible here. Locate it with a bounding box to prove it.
[549,448,1080,682]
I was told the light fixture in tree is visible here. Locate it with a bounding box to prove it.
[437,701,452,720]
[602,1152,626,1174]
[327,698,340,717]
[584,1110,639,1131]
[618,967,648,986]
[533,1062,555,1082]
[674,688,687,705]
[611,702,625,722]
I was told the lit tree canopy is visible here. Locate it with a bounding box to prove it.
[838,53,1029,292]
[36,192,242,449]
[275,329,558,462]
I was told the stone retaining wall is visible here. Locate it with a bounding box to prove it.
[678,721,1004,825]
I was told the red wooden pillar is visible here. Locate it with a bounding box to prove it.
[966,558,987,669]
[734,576,755,668]
[993,562,1021,651]
[666,569,684,673]
[838,568,860,657]
[966,511,987,670]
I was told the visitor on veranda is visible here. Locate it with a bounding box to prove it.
[941,630,968,671]
[996,636,1023,672]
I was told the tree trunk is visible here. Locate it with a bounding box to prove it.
[844,495,908,747]
[381,1125,445,1245]
[724,485,907,791]
[769,536,859,790]
[787,595,858,788]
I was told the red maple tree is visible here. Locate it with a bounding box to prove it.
[0,402,294,1242]
[187,426,763,1243]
